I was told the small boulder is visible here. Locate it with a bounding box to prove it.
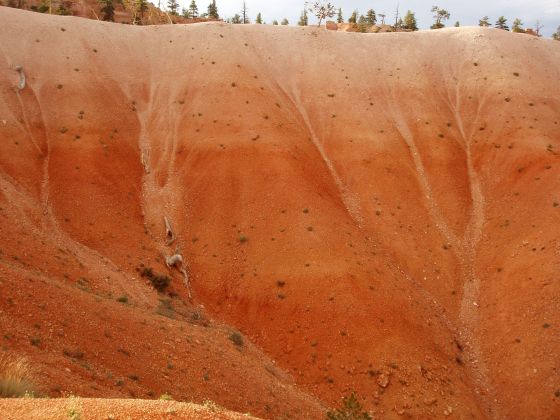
[377,372,390,388]
[326,21,338,31]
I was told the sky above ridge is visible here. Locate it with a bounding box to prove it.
[177,0,560,37]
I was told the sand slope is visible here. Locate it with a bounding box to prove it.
[0,7,559,419]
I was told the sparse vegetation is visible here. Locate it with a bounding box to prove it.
[156,298,175,319]
[159,392,174,400]
[0,355,35,398]
[307,1,336,27]
[140,267,171,293]
[430,6,450,29]
[116,295,128,303]
[326,392,371,420]
[229,331,244,347]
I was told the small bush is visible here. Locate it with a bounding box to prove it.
[229,331,244,347]
[156,298,175,319]
[116,296,128,303]
[326,393,371,420]
[159,393,174,401]
[0,355,36,397]
[239,235,248,243]
[141,267,171,293]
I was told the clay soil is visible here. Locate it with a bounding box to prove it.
[0,7,559,419]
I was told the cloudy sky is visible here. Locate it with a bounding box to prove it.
[180,0,560,37]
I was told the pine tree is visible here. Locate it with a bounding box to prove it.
[430,6,450,29]
[365,9,376,25]
[297,9,308,26]
[281,18,289,25]
[231,13,241,23]
[99,0,114,21]
[336,8,343,24]
[403,10,417,31]
[256,12,262,24]
[272,19,278,25]
[495,16,509,30]
[478,16,490,27]
[188,0,198,18]
[454,21,460,27]
[167,0,179,15]
[207,0,218,19]
[512,18,524,33]
[553,26,560,41]
[348,10,357,24]
[357,14,368,32]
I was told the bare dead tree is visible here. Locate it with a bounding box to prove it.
[535,20,544,37]
[306,1,336,27]
[241,1,249,24]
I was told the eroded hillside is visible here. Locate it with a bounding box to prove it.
[0,7,559,419]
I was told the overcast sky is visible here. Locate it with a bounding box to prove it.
[179,0,560,37]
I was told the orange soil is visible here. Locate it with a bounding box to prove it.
[0,398,255,419]
[0,7,559,419]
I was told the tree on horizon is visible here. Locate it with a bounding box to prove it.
[207,0,219,19]
[167,0,179,15]
[188,0,198,18]
[241,1,249,24]
[430,6,450,29]
[553,25,560,40]
[298,9,308,26]
[336,8,343,23]
[307,1,336,27]
[403,10,418,31]
[365,9,376,26]
[255,12,262,24]
[281,18,289,25]
[479,16,490,27]
[495,16,509,30]
[512,18,524,33]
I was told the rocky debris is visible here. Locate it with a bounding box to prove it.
[377,372,390,388]
[14,65,25,90]
[326,21,337,31]
[164,216,176,245]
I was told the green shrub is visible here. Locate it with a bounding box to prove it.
[326,393,371,420]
